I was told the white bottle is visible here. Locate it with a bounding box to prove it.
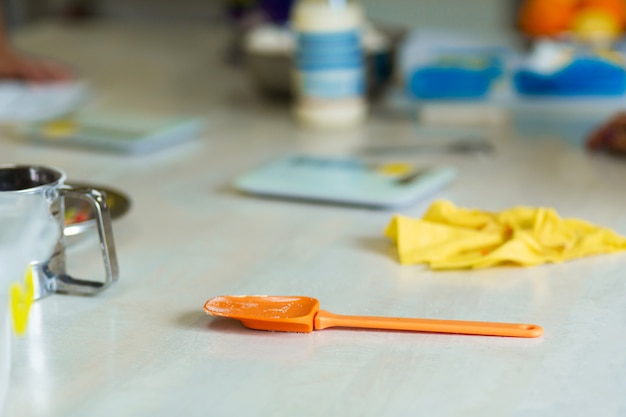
[291,0,366,129]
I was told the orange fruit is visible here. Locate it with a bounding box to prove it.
[519,0,578,37]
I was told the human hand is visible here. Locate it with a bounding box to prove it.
[0,47,73,82]
[587,112,626,155]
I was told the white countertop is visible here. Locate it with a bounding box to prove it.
[3,20,626,417]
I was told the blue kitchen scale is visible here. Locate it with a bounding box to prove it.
[234,154,456,209]
[18,112,205,154]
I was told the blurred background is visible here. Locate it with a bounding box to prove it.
[4,0,626,153]
[4,0,521,32]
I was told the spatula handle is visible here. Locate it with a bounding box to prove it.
[314,310,543,338]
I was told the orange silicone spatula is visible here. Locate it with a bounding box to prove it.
[203,295,543,338]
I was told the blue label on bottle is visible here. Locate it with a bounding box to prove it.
[295,29,364,99]
[298,31,361,64]
[301,69,364,98]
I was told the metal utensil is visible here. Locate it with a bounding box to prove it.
[360,139,495,156]
[64,182,130,237]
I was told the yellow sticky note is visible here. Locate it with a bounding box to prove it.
[42,119,77,139]
[376,163,414,177]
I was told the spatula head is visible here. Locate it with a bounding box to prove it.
[204,295,320,333]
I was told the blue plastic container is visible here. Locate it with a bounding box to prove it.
[514,57,626,96]
[407,56,503,100]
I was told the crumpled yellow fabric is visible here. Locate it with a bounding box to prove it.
[385,200,626,270]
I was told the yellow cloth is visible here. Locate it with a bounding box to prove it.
[385,200,626,270]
